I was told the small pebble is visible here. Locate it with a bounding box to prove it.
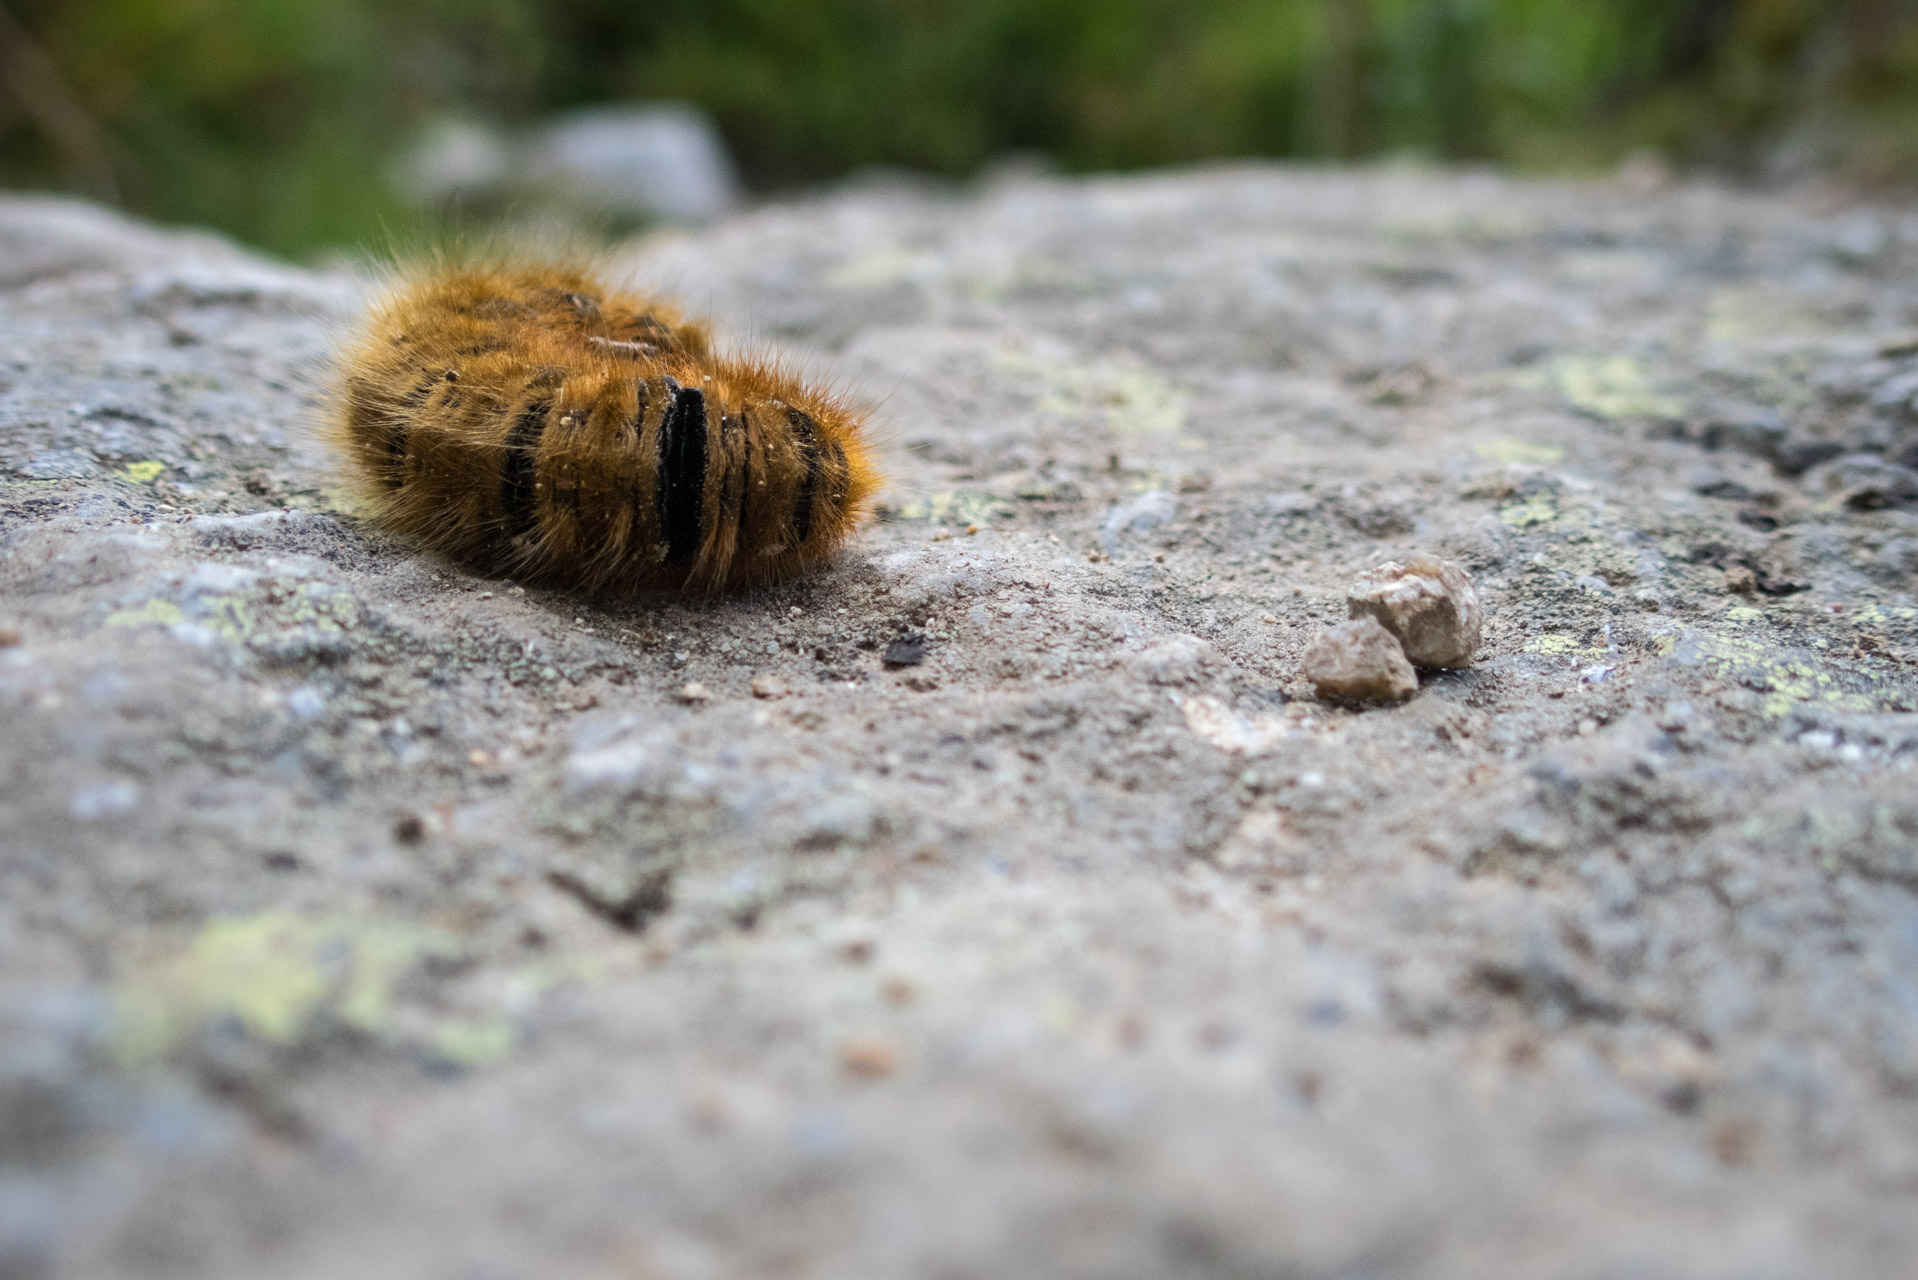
[0,627,20,648]
[1129,635,1220,686]
[1301,615,1418,706]
[678,682,712,703]
[1346,556,1482,669]
[1724,565,1757,594]
[751,674,790,699]
[840,1038,898,1078]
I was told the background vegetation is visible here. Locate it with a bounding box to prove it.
[1,0,1915,258]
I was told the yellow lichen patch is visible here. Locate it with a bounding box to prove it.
[1555,356,1683,420]
[1495,366,1552,394]
[105,584,359,651]
[1474,438,1563,465]
[998,349,1189,437]
[1525,632,1603,658]
[827,246,938,290]
[1850,604,1918,624]
[1657,626,1907,718]
[104,599,185,630]
[1725,606,1765,624]
[113,911,459,1062]
[120,460,166,484]
[1500,494,1557,528]
[432,1018,517,1069]
[1754,661,1825,719]
[1092,370,1186,436]
[895,491,1014,525]
[187,593,253,643]
[1042,995,1080,1037]
[823,243,1020,300]
[105,592,249,645]
[319,484,373,519]
[1705,286,1861,345]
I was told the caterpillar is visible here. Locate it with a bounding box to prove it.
[328,260,878,591]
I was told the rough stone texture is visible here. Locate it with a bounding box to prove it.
[3,168,1918,1278]
[1302,614,1421,704]
[1347,555,1483,668]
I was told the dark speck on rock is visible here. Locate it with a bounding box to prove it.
[1689,467,1753,500]
[883,632,928,667]
[1774,439,1846,476]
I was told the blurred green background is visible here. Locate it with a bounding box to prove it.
[2,0,1915,259]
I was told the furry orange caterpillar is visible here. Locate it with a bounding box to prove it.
[330,260,878,591]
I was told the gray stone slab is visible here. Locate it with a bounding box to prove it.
[2,168,1917,1279]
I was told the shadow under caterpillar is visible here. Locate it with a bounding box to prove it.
[329,261,878,591]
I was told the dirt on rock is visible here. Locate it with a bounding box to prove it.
[3,166,1918,1279]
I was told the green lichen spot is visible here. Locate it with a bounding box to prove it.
[1705,286,1857,345]
[431,1018,516,1069]
[1475,438,1563,465]
[826,246,932,290]
[998,349,1189,436]
[1501,494,1557,528]
[1556,356,1683,420]
[104,600,185,629]
[320,485,372,518]
[896,491,1014,525]
[121,461,166,484]
[1852,604,1918,624]
[1654,624,1908,719]
[1525,632,1593,657]
[113,911,459,1062]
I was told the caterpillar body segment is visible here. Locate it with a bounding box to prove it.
[331,263,877,591]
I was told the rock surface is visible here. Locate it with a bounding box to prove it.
[1302,614,1420,703]
[1347,554,1484,668]
[3,169,1918,1279]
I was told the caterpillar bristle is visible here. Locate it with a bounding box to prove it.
[327,256,878,592]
